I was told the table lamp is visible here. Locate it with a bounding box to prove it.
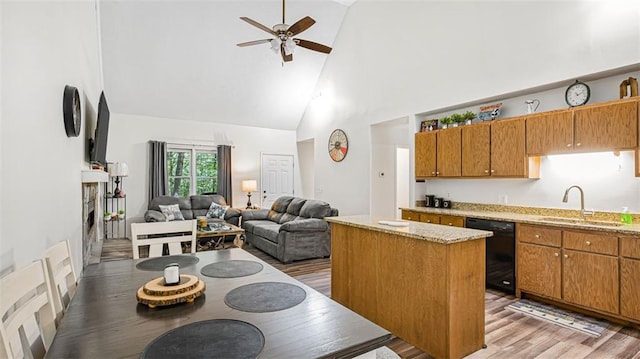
[109,162,129,197]
[241,180,257,208]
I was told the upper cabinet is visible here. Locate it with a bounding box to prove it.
[436,127,461,177]
[462,123,491,177]
[526,110,573,155]
[527,98,639,156]
[491,117,539,178]
[415,132,437,178]
[415,97,639,180]
[573,99,638,152]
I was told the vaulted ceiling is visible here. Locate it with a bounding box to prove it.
[100,0,355,130]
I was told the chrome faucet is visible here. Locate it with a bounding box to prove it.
[562,185,594,219]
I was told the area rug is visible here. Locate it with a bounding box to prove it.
[200,260,263,278]
[225,282,306,313]
[505,299,609,337]
[140,319,264,359]
[136,254,199,271]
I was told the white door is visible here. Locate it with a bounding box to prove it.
[261,154,294,209]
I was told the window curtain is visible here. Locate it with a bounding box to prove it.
[149,140,168,201]
[217,145,232,206]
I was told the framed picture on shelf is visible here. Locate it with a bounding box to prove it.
[478,102,503,121]
[420,119,439,132]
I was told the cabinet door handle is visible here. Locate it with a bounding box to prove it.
[564,254,569,258]
[490,169,495,173]
[484,170,489,173]
[436,171,440,175]
[426,220,431,223]
[448,223,453,226]
[431,171,436,175]
[576,142,581,147]
[554,252,559,257]
[567,143,572,147]
[586,241,591,246]
[535,234,540,238]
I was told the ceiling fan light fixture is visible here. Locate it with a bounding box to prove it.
[284,38,296,55]
[270,38,281,53]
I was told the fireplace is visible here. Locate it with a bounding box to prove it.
[82,170,108,267]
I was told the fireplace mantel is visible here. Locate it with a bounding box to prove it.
[82,170,108,183]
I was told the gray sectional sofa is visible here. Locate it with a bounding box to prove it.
[241,196,338,263]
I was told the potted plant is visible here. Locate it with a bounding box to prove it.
[118,209,125,220]
[440,116,453,129]
[450,113,464,127]
[103,211,111,221]
[462,111,477,125]
[106,191,112,198]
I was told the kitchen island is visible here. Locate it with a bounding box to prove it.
[326,215,493,359]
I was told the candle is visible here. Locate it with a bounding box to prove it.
[164,263,180,286]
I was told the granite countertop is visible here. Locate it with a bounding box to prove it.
[326,215,493,244]
[401,206,640,235]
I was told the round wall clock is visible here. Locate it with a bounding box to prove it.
[63,85,81,137]
[328,129,348,162]
[565,80,590,107]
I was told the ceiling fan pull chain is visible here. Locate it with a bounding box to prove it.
[282,0,286,24]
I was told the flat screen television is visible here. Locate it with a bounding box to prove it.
[90,91,110,167]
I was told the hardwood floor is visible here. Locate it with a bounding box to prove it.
[101,240,640,358]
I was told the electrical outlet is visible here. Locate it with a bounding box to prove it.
[498,194,508,204]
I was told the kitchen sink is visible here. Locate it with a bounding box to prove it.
[538,216,623,227]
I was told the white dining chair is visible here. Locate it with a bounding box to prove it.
[131,220,197,259]
[0,259,57,359]
[43,240,78,324]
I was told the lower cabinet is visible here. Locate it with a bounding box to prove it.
[562,249,619,314]
[517,242,561,300]
[517,223,637,322]
[400,210,464,227]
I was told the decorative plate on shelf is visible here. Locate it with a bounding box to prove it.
[328,129,348,162]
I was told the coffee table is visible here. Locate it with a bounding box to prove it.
[196,222,245,250]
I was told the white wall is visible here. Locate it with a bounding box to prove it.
[297,139,315,199]
[106,113,300,226]
[370,118,410,217]
[1,1,102,274]
[297,1,640,216]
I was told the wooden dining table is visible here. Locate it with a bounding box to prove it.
[46,248,391,358]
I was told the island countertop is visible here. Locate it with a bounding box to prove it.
[325,215,493,244]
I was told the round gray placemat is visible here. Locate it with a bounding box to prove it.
[225,282,307,313]
[200,260,264,278]
[136,255,199,271]
[140,319,264,359]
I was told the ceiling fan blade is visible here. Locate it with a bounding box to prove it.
[295,39,332,54]
[287,16,315,36]
[237,39,272,47]
[240,17,276,36]
[281,43,293,62]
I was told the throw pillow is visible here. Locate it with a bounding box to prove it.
[158,204,185,221]
[206,201,229,219]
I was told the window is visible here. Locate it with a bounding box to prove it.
[167,145,217,196]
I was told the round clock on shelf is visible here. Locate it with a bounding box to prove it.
[565,80,590,107]
[63,85,81,137]
[328,129,348,162]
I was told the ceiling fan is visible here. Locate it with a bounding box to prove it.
[236,0,332,63]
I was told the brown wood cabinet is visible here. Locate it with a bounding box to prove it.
[526,110,573,155]
[401,210,464,227]
[491,117,532,177]
[563,249,619,314]
[462,123,491,177]
[573,99,638,152]
[517,242,561,300]
[621,236,640,321]
[436,127,461,177]
[517,224,637,321]
[415,132,437,178]
[516,224,562,300]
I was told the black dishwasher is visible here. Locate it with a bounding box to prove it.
[465,217,515,294]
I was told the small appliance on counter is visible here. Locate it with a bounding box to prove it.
[425,194,452,209]
[425,195,435,207]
